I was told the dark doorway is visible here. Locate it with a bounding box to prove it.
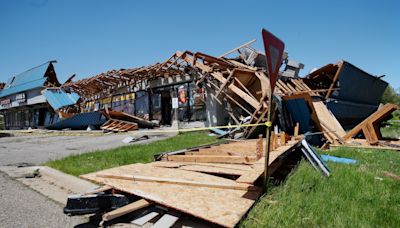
[38,108,46,126]
[161,91,172,125]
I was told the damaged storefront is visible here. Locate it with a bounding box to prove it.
[0,61,62,129]
[63,67,206,127]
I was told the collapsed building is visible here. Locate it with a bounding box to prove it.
[1,38,397,227]
[0,40,396,151]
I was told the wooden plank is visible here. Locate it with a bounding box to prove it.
[153,214,180,228]
[211,72,259,109]
[294,122,299,137]
[151,161,255,171]
[236,141,300,184]
[102,199,152,222]
[185,150,242,156]
[96,174,258,191]
[312,100,346,137]
[83,185,112,195]
[216,70,234,97]
[166,155,258,164]
[218,39,257,58]
[325,61,343,99]
[82,172,260,228]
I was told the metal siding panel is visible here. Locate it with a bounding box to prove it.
[331,62,388,105]
[42,89,80,110]
[285,99,312,133]
[46,112,106,130]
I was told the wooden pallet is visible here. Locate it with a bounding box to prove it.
[101,119,138,132]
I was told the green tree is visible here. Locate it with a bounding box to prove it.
[380,86,400,106]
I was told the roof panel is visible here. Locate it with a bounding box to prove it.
[0,62,52,98]
[0,78,46,98]
[42,89,80,110]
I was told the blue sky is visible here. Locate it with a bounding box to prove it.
[1,0,399,89]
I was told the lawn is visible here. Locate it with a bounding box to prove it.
[381,120,400,139]
[45,132,221,176]
[241,147,400,228]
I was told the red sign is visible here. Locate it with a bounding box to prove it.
[262,29,285,93]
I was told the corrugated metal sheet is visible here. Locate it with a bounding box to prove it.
[327,99,378,130]
[0,62,50,98]
[42,89,80,110]
[332,61,388,105]
[46,112,106,130]
[0,79,46,98]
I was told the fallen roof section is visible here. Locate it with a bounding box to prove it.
[42,88,80,110]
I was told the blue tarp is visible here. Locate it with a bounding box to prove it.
[42,89,80,110]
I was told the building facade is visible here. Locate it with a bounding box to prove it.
[0,61,62,129]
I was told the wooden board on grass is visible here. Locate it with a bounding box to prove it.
[81,164,261,228]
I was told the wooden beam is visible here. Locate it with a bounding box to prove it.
[96,174,259,191]
[218,39,256,58]
[343,103,399,144]
[102,199,152,222]
[166,155,258,164]
[325,61,344,99]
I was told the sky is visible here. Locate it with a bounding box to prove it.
[0,0,399,89]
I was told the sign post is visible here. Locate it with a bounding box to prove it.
[261,28,285,193]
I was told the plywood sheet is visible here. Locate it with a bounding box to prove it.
[81,166,261,227]
[313,100,346,141]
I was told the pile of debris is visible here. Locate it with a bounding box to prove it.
[59,33,399,227]
[66,134,328,227]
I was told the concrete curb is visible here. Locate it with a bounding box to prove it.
[0,165,98,205]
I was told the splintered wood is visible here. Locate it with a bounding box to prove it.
[81,138,301,227]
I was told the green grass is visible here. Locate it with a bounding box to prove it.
[381,120,400,139]
[241,147,400,228]
[45,132,221,176]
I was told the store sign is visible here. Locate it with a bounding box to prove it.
[0,98,11,105]
[172,97,179,109]
[16,93,26,102]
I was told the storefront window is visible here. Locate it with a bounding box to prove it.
[189,82,206,121]
[150,93,161,121]
[135,91,149,119]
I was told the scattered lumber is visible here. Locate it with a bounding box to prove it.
[80,138,302,227]
[101,119,138,132]
[103,107,158,128]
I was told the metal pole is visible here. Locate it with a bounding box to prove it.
[263,93,273,193]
